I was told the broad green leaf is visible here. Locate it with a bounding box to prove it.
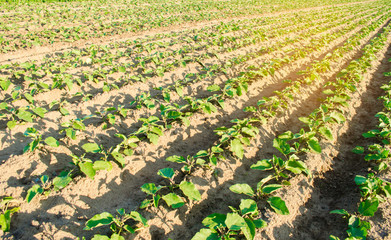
[225,213,246,230]
[82,143,101,153]
[79,162,96,180]
[72,120,85,130]
[207,85,221,92]
[93,161,113,171]
[44,137,59,147]
[358,199,379,216]
[162,193,184,209]
[243,218,256,240]
[308,139,322,153]
[147,133,159,145]
[52,171,72,190]
[202,213,226,229]
[319,126,333,141]
[130,211,148,227]
[267,197,289,215]
[124,225,135,233]
[253,218,267,228]
[111,152,125,168]
[110,234,125,240]
[231,138,244,159]
[352,146,364,154]
[191,228,220,240]
[179,181,201,201]
[273,138,292,155]
[261,184,282,194]
[0,210,11,232]
[330,209,349,216]
[7,120,17,130]
[60,107,70,116]
[32,107,47,118]
[158,168,175,179]
[229,184,254,197]
[84,212,114,230]
[330,112,346,123]
[17,110,33,122]
[26,184,43,203]
[166,155,186,163]
[239,199,258,215]
[250,159,273,170]
[141,183,160,195]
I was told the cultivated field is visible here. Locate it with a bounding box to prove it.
[1,0,391,239]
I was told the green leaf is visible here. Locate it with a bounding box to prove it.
[319,126,333,141]
[207,85,221,92]
[93,161,113,171]
[162,193,185,209]
[273,138,293,155]
[26,184,43,203]
[7,120,17,130]
[231,138,244,159]
[229,184,255,197]
[352,146,364,154]
[358,199,379,216]
[179,181,201,201]
[44,137,59,147]
[267,196,289,215]
[330,209,349,216]
[250,159,273,170]
[0,210,11,232]
[72,120,85,130]
[79,162,96,180]
[243,218,256,240]
[82,143,101,153]
[147,133,159,145]
[60,107,70,116]
[202,213,226,229]
[308,139,322,153]
[191,228,220,240]
[52,171,72,190]
[84,212,114,230]
[240,199,258,215]
[158,168,175,179]
[111,152,125,168]
[166,155,186,163]
[261,184,282,194]
[141,183,160,195]
[330,111,346,123]
[17,110,33,122]
[253,218,267,228]
[225,213,246,230]
[32,107,47,118]
[130,211,149,227]
[109,234,125,240]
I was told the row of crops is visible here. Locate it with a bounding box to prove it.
[0,0,378,53]
[1,0,391,239]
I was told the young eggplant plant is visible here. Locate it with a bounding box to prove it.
[192,199,267,240]
[23,127,59,153]
[140,168,201,209]
[0,196,20,232]
[84,208,148,240]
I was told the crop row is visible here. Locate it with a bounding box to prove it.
[189,15,391,240]
[55,10,391,239]
[0,0,375,53]
[0,4,381,137]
